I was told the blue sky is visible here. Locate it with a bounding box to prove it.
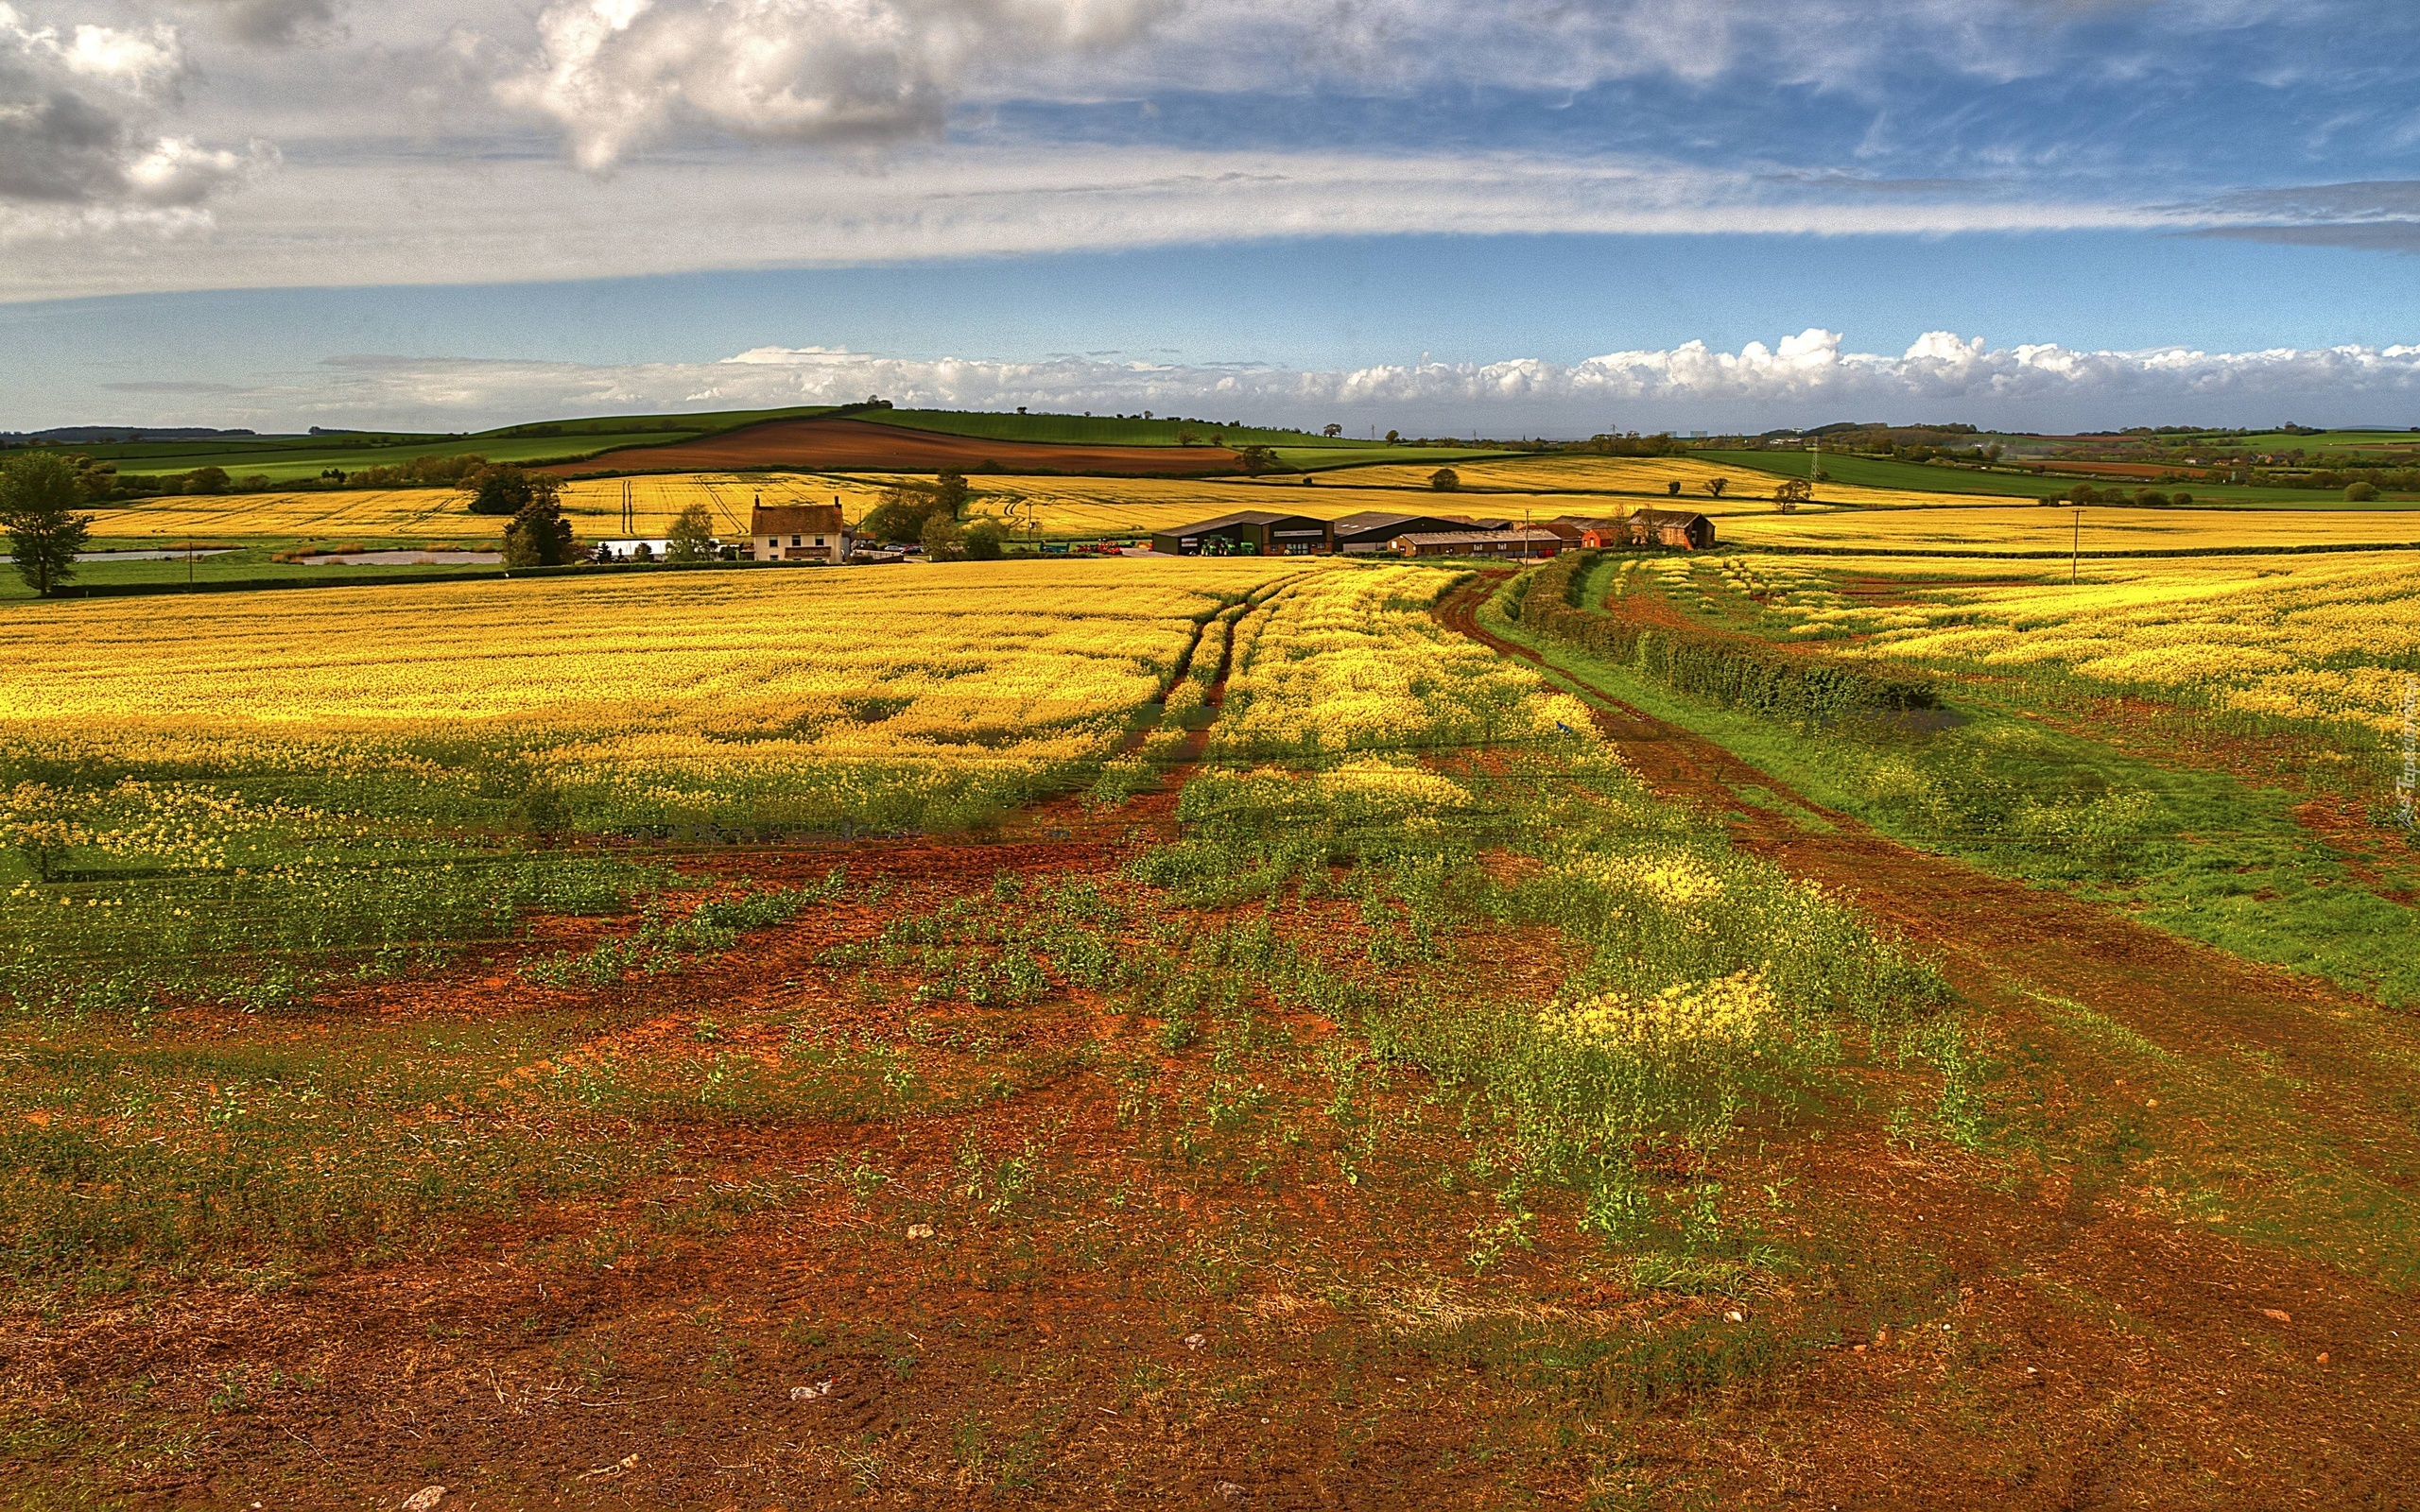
[4,0,2419,434]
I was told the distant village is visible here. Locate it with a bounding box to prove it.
[591,500,1717,566]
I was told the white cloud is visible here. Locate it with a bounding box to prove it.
[167,331,2420,436]
[0,4,272,213]
[495,0,1174,171]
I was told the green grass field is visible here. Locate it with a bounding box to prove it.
[53,405,896,483]
[873,409,1357,449]
[1270,444,1515,472]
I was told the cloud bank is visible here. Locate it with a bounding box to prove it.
[172,331,2420,436]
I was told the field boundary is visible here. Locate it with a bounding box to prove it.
[1727,538,2420,560]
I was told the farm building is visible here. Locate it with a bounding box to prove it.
[751,503,850,563]
[1391,528,1564,558]
[1328,511,1489,553]
[1618,509,1716,550]
[1536,518,1623,545]
[1150,510,1334,557]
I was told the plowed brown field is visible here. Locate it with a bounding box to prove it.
[545,418,1243,477]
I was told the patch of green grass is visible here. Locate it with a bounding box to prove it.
[1494,601,2420,1005]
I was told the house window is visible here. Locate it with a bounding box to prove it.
[790,535,802,547]
[766,538,776,549]
[813,536,824,546]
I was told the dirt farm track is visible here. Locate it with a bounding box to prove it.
[544,419,1247,478]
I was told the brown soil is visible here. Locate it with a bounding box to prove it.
[544,419,1243,478]
[11,581,2420,1510]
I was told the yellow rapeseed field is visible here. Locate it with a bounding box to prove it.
[1763,551,2420,740]
[1286,454,2014,508]
[1214,564,1594,759]
[1720,504,2420,553]
[0,558,1304,830]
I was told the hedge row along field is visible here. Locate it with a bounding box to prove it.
[1513,550,1937,724]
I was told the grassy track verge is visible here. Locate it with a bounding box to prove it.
[1481,572,2420,1005]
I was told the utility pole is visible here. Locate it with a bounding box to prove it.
[2072,508,2082,585]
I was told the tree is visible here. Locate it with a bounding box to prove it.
[2347,481,2380,502]
[1236,445,1275,475]
[184,466,230,495]
[503,495,575,567]
[666,502,717,562]
[1704,477,1728,498]
[1429,468,1461,492]
[465,464,562,518]
[862,485,940,543]
[0,452,93,597]
[921,511,968,561]
[1772,478,1811,513]
[74,457,117,502]
[933,471,970,518]
[2066,482,2100,506]
[1322,423,1342,438]
[963,519,1005,560]
[1385,430,1401,445]
[1666,480,1682,496]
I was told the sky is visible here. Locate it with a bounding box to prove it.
[4,0,2420,436]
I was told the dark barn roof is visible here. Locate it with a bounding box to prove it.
[1329,510,1486,541]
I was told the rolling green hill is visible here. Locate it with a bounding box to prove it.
[873,409,1356,448]
[26,404,1402,485]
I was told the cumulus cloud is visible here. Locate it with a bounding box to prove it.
[496,0,1174,172]
[263,332,2420,436]
[0,3,272,213]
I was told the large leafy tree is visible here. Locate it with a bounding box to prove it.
[665,502,717,562]
[0,452,94,597]
[504,496,576,567]
[466,464,562,518]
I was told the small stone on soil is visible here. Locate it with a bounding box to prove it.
[907,1223,936,1240]
[401,1488,445,1512]
[1184,1332,1206,1351]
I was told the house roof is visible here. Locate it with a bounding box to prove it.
[1625,508,1711,528]
[752,503,846,534]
